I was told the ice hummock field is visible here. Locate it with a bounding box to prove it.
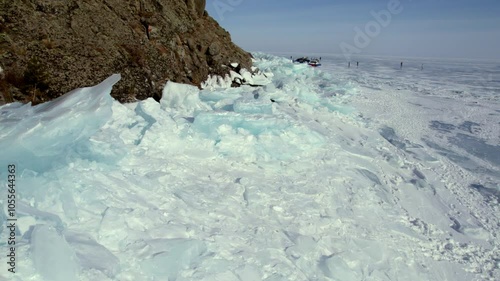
[0,53,499,281]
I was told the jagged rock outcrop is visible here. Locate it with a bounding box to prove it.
[0,0,252,104]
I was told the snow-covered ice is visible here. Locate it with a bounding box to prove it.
[0,54,499,281]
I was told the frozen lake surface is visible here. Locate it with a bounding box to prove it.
[0,53,499,280]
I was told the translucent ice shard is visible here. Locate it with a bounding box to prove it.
[30,225,79,281]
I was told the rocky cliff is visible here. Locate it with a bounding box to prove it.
[0,0,252,104]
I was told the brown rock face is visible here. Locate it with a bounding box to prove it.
[0,0,252,104]
[185,0,206,17]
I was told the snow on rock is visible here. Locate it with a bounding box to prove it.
[230,62,239,68]
[160,80,210,116]
[202,67,272,89]
[220,74,233,88]
[229,70,243,82]
[251,72,273,85]
[239,68,253,83]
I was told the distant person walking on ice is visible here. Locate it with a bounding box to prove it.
[421,64,424,70]
[357,61,359,68]
[348,62,351,68]
[400,61,403,69]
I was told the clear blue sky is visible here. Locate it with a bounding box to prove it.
[206,0,500,60]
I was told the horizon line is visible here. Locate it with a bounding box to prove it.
[249,50,500,63]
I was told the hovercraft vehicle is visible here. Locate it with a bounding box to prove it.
[308,58,321,67]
